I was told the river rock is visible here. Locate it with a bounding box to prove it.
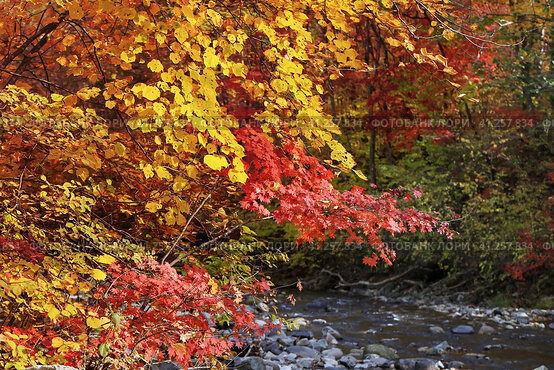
[514,311,530,324]
[145,363,182,370]
[313,318,328,325]
[363,355,390,367]
[262,360,280,370]
[292,330,313,339]
[296,338,310,346]
[339,355,358,368]
[424,341,450,356]
[287,345,320,358]
[448,361,465,369]
[397,358,438,370]
[349,348,364,359]
[326,332,339,345]
[548,323,554,330]
[235,356,266,370]
[256,302,269,313]
[277,335,295,346]
[297,357,317,368]
[462,353,489,360]
[323,348,344,359]
[312,338,329,351]
[533,366,549,370]
[263,341,282,355]
[363,344,399,360]
[478,324,495,335]
[429,326,445,334]
[322,326,343,339]
[452,325,474,334]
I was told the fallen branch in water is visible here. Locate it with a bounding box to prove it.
[321,266,418,289]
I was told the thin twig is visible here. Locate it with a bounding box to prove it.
[160,193,211,264]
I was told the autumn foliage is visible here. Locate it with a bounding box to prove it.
[0,0,469,368]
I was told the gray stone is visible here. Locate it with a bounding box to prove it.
[145,362,182,370]
[452,325,474,334]
[533,366,549,370]
[429,326,444,334]
[283,353,297,361]
[256,302,270,313]
[326,332,339,345]
[313,318,327,325]
[349,348,364,359]
[548,323,554,330]
[448,361,465,369]
[287,345,320,358]
[296,357,317,368]
[339,355,358,368]
[25,367,78,370]
[322,326,343,340]
[236,356,266,370]
[291,330,313,339]
[478,324,495,335]
[363,344,399,360]
[514,311,530,324]
[262,360,280,370]
[277,335,295,346]
[296,338,310,346]
[264,342,282,355]
[397,358,438,370]
[322,348,344,359]
[462,353,489,360]
[363,355,390,367]
[312,338,329,351]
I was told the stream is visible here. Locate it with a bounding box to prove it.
[269,290,554,369]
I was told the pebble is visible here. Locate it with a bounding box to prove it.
[339,354,358,368]
[478,324,496,335]
[322,326,343,339]
[429,326,445,334]
[322,348,344,359]
[452,325,474,334]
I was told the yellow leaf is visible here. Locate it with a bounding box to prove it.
[76,167,89,181]
[353,169,368,181]
[51,337,64,348]
[95,255,116,264]
[155,166,173,180]
[145,201,161,213]
[270,79,288,93]
[105,100,116,109]
[147,59,164,73]
[48,306,61,320]
[385,37,402,47]
[173,176,188,192]
[175,27,188,43]
[51,93,64,102]
[86,316,110,329]
[114,142,126,156]
[204,155,228,171]
[143,86,161,101]
[143,164,154,179]
[229,168,247,183]
[203,47,219,68]
[90,269,106,281]
[68,3,85,20]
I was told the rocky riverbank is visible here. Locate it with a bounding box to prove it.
[229,290,554,370]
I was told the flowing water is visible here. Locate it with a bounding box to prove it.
[276,291,554,369]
